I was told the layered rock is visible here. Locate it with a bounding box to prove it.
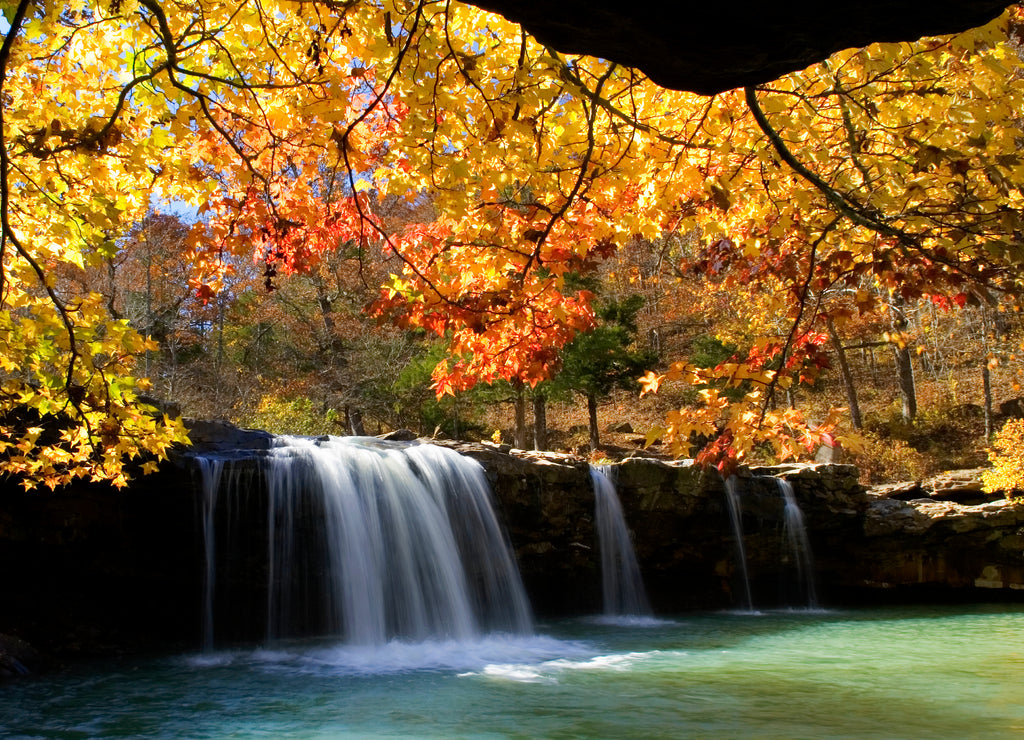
[850,493,1024,595]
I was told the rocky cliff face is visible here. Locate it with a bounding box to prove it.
[1,427,1021,663]
[439,440,1024,610]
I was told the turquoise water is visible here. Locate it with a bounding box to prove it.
[3,605,1024,739]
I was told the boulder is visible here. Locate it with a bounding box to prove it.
[605,421,634,434]
[870,481,924,501]
[379,428,418,442]
[853,496,1024,593]
[185,419,273,452]
[922,468,998,505]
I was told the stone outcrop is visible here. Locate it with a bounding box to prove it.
[185,419,274,452]
[467,1,1011,94]
[869,469,1000,505]
[0,425,1021,664]
[851,492,1024,594]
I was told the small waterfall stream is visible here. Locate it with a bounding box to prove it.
[724,476,755,611]
[723,475,820,612]
[591,465,652,618]
[778,478,819,609]
[197,436,533,648]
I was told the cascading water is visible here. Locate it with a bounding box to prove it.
[777,478,819,609]
[197,436,533,648]
[590,465,652,618]
[197,456,223,652]
[723,476,755,611]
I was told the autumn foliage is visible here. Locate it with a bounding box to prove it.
[3,1,1024,486]
[983,419,1024,497]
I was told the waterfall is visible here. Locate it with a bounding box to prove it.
[591,465,652,618]
[724,476,754,611]
[197,436,533,648]
[778,478,819,609]
[197,456,223,652]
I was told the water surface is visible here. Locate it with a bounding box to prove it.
[3,604,1023,739]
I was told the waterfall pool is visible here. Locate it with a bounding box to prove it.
[4,604,1023,739]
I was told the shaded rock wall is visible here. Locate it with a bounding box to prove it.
[0,464,202,656]
[848,496,1024,598]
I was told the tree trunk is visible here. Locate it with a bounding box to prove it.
[106,256,121,320]
[983,361,994,440]
[894,345,917,423]
[982,307,995,440]
[826,316,862,429]
[587,392,600,451]
[891,301,917,424]
[346,405,366,436]
[533,392,547,451]
[863,346,877,381]
[453,392,461,440]
[216,293,226,404]
[513,382,528,449]
[312,276,346,363]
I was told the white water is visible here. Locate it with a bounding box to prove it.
[591,465,652,617]
[197,436,532,648]
[778,478,819,608]
[724,476,754,611]
[197,456,223,652]
[187,633,587,677]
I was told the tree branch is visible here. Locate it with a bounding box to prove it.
[0,0,34,300]
[744,84,998,289]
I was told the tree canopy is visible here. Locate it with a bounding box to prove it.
[2,0,1024,486]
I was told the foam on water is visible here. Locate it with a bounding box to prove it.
[583,614,677,628]
[183,633,588,677]
[473,649,667,684]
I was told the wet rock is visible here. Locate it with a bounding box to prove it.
[0,634,44,679]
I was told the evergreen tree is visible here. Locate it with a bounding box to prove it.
[557,296,657,450]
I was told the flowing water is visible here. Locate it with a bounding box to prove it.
[778,477,819,609]
[724,476,754,611]
[4,605,1024,738]
[197,436,532,647]
[590,465,652,618]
